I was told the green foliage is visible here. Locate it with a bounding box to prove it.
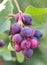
[0,0,14,62]
[0,18,11,33]
[25,6,47,15]
[0,0,47,65]
[16,51,24,63]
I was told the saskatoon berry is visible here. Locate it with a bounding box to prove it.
[15,44,21,52]
[33,37,38,40]
[30,38,40,48]
[20,27,32,38]
[22,14,32,25]
[34,30,43,38]
[0,40,5,47]
[22,49,33,58]
[9,23,21,35]
[21,40,30,50]
[15,13,19,21]
[12,34,23,45]
[14,13,22,21]
[32,29,35,36]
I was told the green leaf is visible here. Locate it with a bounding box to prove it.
[0,33,7,40]
[0,47,12,61]
[24,6,47,16]
[8,42,14,51]
[0,0,14,18]
[0,18,11,33]
[12,57,16,62]
[16,51,24,63]
[29,0,47,7]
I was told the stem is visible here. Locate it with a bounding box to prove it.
[14,0,22,13]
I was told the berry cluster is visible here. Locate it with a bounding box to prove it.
[9,13,43,59]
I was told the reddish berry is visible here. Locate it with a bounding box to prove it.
[21,40,30,50]
[15,44,21,52]
[30,38,40,48]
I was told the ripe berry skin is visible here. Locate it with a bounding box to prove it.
[9,23,21,35]
[34,30,43,38]
[21,40,30,50]
[15,44,21,52]
[20,27,32,38]
[32,29,35,36]
[15,13,19,21]
[22,14,32,25]
[0,40,5,47]
[30,38,40,48]
[22,49,33,59]
[12,34,23,45]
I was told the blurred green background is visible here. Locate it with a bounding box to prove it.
[0,0,47,65]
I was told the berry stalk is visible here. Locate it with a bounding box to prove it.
[14,0,22,13]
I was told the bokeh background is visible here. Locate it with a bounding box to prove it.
[0,0,47,65]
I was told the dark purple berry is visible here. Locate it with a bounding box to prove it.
[0,40,5,47]
[15,44,21,52]
[30,38,40,48]
[34,30,43,38]
[21,40,30,50]
[22,49,33,59]
[12,34,23,45]
[20,27,32,38]
[9,23,21,35]
[22,14,32,25]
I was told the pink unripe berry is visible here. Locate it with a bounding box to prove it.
[30,39,40,48]
[15,44,21,52]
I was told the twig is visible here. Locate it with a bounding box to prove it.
[14,0,22,13]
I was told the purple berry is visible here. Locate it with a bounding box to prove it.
[0,40,5,47]
[12,34,23,45]
[14,13,23,22]
[22,14,32,25]
[22,49,33,59]
[15,44,21,52]
[34,30,43,38]
[30,38,40,48]
[20,27,32,38]
[21,40,30,50]
[9,23,21,35]
[15,13,19,21]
